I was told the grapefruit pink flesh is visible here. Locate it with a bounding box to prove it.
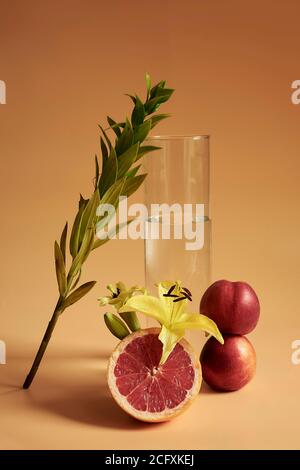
[108,328,201,422]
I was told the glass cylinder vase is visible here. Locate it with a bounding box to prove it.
[143,135,211,318]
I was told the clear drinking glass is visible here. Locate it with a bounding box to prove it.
[143,135,211,338]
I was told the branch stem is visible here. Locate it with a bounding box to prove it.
[22,301,63,389]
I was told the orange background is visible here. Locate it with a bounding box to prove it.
[0,0,300,449]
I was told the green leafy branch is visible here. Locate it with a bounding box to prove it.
[23,75,174,389]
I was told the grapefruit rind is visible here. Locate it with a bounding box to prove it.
[107,328,202,422]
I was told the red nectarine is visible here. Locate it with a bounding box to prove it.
[200,335,256,392]
[200,280,260,335]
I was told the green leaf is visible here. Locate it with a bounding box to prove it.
[150,80,166,99]
[69,203,85,258]
[69,191,99,272]
[145,89,174,114]
[69,225,95,279]
[54,241,67,296]
[100,175,124,205]
[118,310,140,332]
[136,145,161,160]
[70,269,81,290]
[126,164,141,178]
[79,194,89,210]
[145,73,151,99]
[81,229,96,265]
[121,174,147,198]
[131,96,145,128]
[99,125,112,150]
[93,219,133,250]
[100,136,108,166]
[79,190,100,247]
[99,147,118,196]
[125,93,136,104]
[63,281,97,309]
[92,238,107,250]
[149,113,170,129]
[115,118,133,155]
[155,87,174,99]
[144,97,161,114]
[117,142,139,179]
[114,121,125,128]
[107,116,121,138]
[59,222,68,264]
[104,312,130,339]
[133,120,151,144]
[96,179,125,233]
[94,155,100,189]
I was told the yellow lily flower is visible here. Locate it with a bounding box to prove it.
[119,280,224,364]
[98,281,146,310]
[98,281,147,333]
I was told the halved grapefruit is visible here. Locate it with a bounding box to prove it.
[107,328,202,422]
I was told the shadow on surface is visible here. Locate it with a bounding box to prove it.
[23,373,161,431]
[8,349,111,361]
[1,352,166,430]
[200,381,236,395]
[38,387,138,429]
[0,385,21,396]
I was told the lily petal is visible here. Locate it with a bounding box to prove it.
[98,296,110,306]
[172,296,188,323]
[174,313,224,344]
[157,280,177,312]
[158,325,184,364]
[99,283,147,312]
[119,295,168,324]
[157,280,188,324]
[116,281,126,292]
[107,284,116,294]
[157,280,181,297]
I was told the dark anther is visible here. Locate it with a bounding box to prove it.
[173,290,192,302]
[182,287,192,297]
[167,285,175,295]
[112,287,121,299]
[173,296,188,303]
[163,284,178,298]
[180,287,192,301]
